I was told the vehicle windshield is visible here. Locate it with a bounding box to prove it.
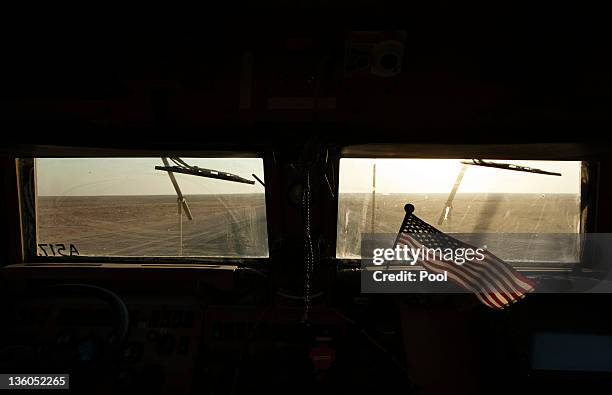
[33,157,269,258]
[336,159,582,265]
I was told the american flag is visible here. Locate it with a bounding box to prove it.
[394,204,536,310]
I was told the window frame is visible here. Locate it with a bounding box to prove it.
[327,144,601,275]
[17,149,276,266]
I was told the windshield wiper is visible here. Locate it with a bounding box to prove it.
[437,164,467,225]
[154,157,256,256]
[438,159,562,225]
[155,158,255,185]
[155,165,255,185]
[460,159,562,176]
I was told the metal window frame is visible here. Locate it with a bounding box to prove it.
[327,144,600,274]
[17,150,275,266]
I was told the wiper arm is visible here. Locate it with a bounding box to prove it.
[159,158,193,221]
[155,157,256,256]
[155,161,255,185]
[461,159,562,176]
[437,164,467,225]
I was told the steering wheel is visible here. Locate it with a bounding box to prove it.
[0,284,129,378]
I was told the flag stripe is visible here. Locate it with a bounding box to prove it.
[435,234,535,294]
[423,258,508,308]
[398,234,516,301]
[400,235,523,309]
[481,251,536,291]
[394,210,536,310]
[397,236,509,309]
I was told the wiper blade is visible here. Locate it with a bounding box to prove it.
[461,159,562,176]
[437,164,467,225]
[155,165,255,185]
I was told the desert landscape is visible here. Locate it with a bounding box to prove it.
[37,194,269,258]
[337,192,581,265]
[37,192,581,264]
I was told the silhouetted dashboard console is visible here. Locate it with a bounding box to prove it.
[0,263,234,394]
[6,298,201,394]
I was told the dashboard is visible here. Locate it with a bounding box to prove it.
[0,265,219,394]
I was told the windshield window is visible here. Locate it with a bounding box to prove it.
[336,158,582,264]
[33,157,268,258]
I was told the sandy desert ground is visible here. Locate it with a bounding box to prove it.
[337,193,581,264]
[37,192,580,264]
[37,194,269,257]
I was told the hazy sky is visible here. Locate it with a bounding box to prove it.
[36,158,266,196]
[36,158,581,196]
[339,159,581,194]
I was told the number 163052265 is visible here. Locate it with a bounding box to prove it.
[37,243,79,256]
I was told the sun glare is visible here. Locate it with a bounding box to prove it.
[339,159,580,194]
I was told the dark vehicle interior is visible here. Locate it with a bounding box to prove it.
[1,4,612,394]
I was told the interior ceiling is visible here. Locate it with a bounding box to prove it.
[1,4,610,146]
